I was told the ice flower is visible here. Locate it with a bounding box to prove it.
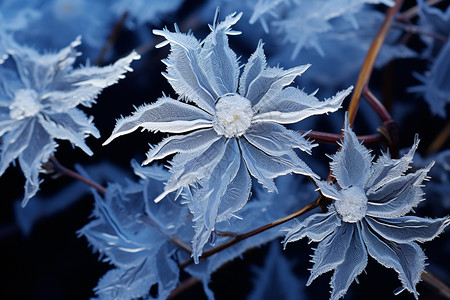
[283,114,449,299]
[0,35,139,206]
[103,12,353,260]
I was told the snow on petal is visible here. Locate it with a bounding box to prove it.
[103,97,213,145]
[238,40,266,97]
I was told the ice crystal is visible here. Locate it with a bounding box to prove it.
[0,36,139,206]
[283,114,450,300]
[104,12,353,261]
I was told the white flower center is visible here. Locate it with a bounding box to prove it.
[9,89,42,120]
[213,93,253,138]
[334,186,368,223]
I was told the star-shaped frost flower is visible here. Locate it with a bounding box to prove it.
[0,35,139,206]
[103,12,353,261]
[283,114,450,300]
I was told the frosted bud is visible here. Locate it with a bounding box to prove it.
[213,93,253,138]
[334,186,368,223]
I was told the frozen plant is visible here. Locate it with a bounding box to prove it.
[283,114,450,299]
[0,35,139,206]
[103,11,353,260]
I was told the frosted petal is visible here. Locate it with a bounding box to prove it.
[244,121,315,155]
[361,221,424,298]
[367,164,433,218]
[366,216,450,244]
[144,128,220,165]
[239,139,316,193]
[200,12,241,95]
[38,109,99,156]
[330,112,372,189]
[253,86,352,124]
[283,210,341,245]
[153,27,216,113]
[308,223,354,285]
[330,224,367,300]
[0,119,32,175]
[103,97,213,145]
[246,64,310,109]
[238,41,266,97]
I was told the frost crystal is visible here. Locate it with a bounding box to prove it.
[104,11,353,261]
[283,113,450,300]
[0,35,139,206]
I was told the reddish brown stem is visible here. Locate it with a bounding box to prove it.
[178,195,321,269]
[426,120,450,155]
[167,277,201,300]
[348,0,404,126]
[397,0,445,22]
[48,157,107,195]
[301,130,384,145]
[421,271,450,299]
[393,22,448,42]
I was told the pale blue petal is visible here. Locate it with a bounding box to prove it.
[283,210,341,245]
[238,41,266,97]
[366,135,419,194]
[0,119,32,175]
[314,180,342,201]
[330,113,372,189]
[245,121,315,155]
[103,97,213,145]
[240,138,316,193]
[200,12,241,95]
[308,223,354,285]
[367,163,433,218]
[38,109,99,156]
[330,224,367,300]
[144,128,220,165]
[189,141,242,261]
[254,86,352,124]
[18,121,57,206]
[245,64,310,109]
[365,216,450,244]
[152,27,217,113]
[361,220,424,298]
[155,137,228,203]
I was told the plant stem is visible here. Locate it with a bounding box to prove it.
[95,11,128,66]
[392,22,448,42]
[421,271,450,299]
[347,0,404,126]
[426,120,450,155]
[397,0,445,22]
[178,195,321,269]
[48,157,107,195]
[301,130,383,145]
[167,277,201,300]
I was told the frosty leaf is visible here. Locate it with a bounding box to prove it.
[238,40,266,97]
[330,112,372,189]
[200,12,242,96]
[253,86,353,124]
[103,97,213,145]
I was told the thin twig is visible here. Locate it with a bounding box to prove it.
[167,277,201,300]
[347,0,404,126]
[426,120,450,155]
[95,11,129,66]
[392,22,448,42]
[421,271,450,299]
[301,130,384,145]
[178,195,321,269]
[48,157,107,195]
[397,0,445,22]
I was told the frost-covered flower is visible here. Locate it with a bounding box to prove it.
[79,161,189,300]
[103,12,353,260]
[0,36,139,206]
[283,115,450,300]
